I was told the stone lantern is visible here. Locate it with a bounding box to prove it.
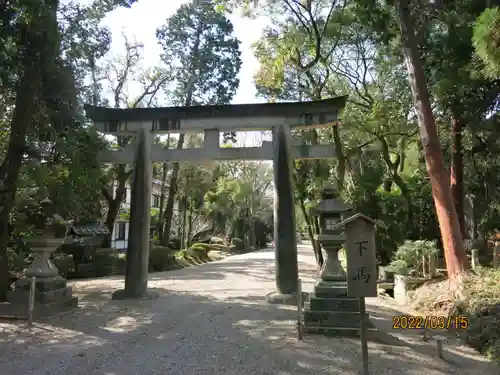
[6,198,78,319]
[311,185,351,287]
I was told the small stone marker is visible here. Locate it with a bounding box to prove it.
[344,214,378,298]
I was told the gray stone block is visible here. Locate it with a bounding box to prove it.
[302,325,377,338]
[0,296,78,320]
[314,280,348,298]
[7,286,73,305]
[265,291,309,306]
[304,309,369,328]
[308,294,359,312]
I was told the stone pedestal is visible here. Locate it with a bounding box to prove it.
[304,242,371,335]
[3,237,78,319]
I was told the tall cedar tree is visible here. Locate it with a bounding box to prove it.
[156,0,242,245]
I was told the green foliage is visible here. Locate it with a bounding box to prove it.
[387,240,439,275]
[209,236,226,245]
[52,254,74,278]
[231,237,245,250]
[91,250,115,277]
[156,0,242,106]
[6,248,29,272]
[190,243,212,251]
[149,246,175,272]
[452,269,500,363]
[472,7,500,79]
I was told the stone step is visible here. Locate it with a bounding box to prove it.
[0,296,78,320]
[303,325,377,337]
[314,285,348,298]
[304,309,369,328]
[308,294,359,312]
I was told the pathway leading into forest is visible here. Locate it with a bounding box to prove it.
[0,244,498,375]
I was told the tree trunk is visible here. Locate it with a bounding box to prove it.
[298,198,323,267]
[450,116,466,238]
[160,134,184,245]
[380,135,413,231]
[187,205,193,246]
[312,215,324,267]
[0,0,60,301]
[332,125,346,192]
[157,162,168,239]
[101,164,128,247]
[395,0,468,282]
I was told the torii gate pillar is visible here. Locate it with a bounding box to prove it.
[112,127,155,300]
[266,124,299,304]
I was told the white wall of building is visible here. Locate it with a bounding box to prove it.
[108,179,178,250]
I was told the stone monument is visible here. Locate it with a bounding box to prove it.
[5,198,78,318]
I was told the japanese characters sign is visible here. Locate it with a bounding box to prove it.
[345,215,378,297]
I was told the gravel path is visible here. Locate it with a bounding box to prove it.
[0,245,498,375]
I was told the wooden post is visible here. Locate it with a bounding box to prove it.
[471,249,479,270]
[27,276,36,327]
[359,297,369,375]
[343,213,379,375]
[429,254,437,278]
[494,244,500,269]
[422,254,428,278]
[296,278,303,341]
[435,336,445,359]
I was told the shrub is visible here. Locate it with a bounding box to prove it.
[53,254,74,278]
[115,253,126,274]
[209,236,225,245]
[231,237,245,250]
[452,268,500,363]
[7,248,29,272]
[186,246,210,260]
[168,237,181,250]
[149,246,175,272]
[218,245,235,252]
[92,250,115,277]
[190,243,212,251]
[209,244,225,251]
[387,240,439,275]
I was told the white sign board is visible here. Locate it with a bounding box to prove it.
[345,216,378,298]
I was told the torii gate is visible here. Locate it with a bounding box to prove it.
[84,96,347,303]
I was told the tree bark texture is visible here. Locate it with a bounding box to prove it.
[160,134,184,245]
[395,0,468,281]
[450,116,466,238]
[101,164,129,247]
[0,0,60,301]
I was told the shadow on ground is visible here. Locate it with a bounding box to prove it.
[0,247,497,375]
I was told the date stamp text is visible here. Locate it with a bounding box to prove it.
[392,315,468,330]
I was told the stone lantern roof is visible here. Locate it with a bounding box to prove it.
[311,185,351,215]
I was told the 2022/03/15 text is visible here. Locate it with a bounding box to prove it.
[392,315,469,330]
